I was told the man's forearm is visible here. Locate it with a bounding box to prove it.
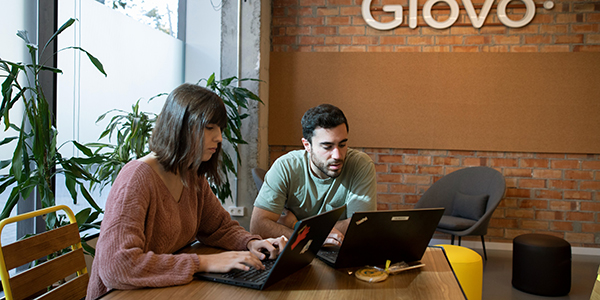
[250,207,296,239]
[250,219,294,239]
[252,219,295,239]
[334,218,350,235]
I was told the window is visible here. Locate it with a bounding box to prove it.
[55,0,185,229]
[1,0,223,246]
[100,0,179,38]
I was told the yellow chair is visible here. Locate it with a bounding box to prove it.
[437,244,483,300]
[0,205,88,300]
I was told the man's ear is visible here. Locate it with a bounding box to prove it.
[301,138,311,153]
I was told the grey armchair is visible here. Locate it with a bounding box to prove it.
[414,166,506,260]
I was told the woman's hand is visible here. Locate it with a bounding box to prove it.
[247,236,288,260]
[197,251,264,273]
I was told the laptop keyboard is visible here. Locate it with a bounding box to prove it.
[221,259,276,282]
[317,248,339,263]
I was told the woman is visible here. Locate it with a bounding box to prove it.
[86,84,286,299]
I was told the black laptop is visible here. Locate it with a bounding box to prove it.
[195,205,346,290]
[317,208,444,268]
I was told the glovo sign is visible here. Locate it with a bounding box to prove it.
[362,0,555,30]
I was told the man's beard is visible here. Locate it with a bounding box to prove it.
[311,155,344,179]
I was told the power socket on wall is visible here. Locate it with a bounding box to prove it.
[228,206,245,217]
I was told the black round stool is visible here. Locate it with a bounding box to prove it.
[512,233,571,296]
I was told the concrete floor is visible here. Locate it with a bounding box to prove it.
[482,249,600,300]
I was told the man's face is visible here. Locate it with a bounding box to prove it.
[302,124,348,179]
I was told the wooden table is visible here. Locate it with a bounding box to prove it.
[99,245,466,300]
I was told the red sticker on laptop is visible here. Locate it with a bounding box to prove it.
[291,225,310,250]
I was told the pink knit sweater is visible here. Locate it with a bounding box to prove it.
[86,160,260,299]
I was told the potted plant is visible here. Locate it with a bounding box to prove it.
[85,96,162,194]
[88,74,263,203]
[201,74,263,201]
[0,18,106,234]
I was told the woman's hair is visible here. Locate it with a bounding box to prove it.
[149,83,227,187]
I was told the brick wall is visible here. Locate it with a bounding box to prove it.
[272,0,600,52]
[269,146,600,247]
[269,0,600,248]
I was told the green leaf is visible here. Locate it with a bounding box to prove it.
[1,64,22,128]
[73,141,94,157]
[0,136,17,146]
[70,156,106,165]
[0,187,19,221]
[81,239,96,257]
[148,93,167,102]
[87,211,101,223]
[0,176,16,195]
[0,159,11,170]
[206,73,215,86]
[11,131,24,181]
[72,47,107,77]
[79,184,103,213]
[75,208,92,226]
[38,65,64,74]
[64,174,78,202]
[16,30,30,44]
[238,77,262,83]
[20,183,35,202]
[220,76,237,87]
[42,18,76,54]
[85,142,114,148]
[46,212,57,229]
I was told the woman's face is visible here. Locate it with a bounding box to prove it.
[201,123,223,162]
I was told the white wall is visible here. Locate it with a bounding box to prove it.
[184,0,221,84]
[0,0,38,246]
[0,0,37,170]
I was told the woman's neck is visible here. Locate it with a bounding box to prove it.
[140,152,184,202]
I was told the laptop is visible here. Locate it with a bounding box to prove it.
[195,205,346,290]
[317,207,444,268]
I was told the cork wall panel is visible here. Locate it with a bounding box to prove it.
[268,52,600,154]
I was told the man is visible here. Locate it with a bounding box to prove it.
[250,104,377,246]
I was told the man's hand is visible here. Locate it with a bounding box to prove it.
[247,236,288,260]
[323,227,344,247]
[277,208,298,228]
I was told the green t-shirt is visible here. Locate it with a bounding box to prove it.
[254,148,377,220]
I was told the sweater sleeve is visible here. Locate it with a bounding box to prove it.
[94,164,201,291]
[194,178,262,249]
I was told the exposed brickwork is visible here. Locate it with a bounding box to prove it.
[268,146,600,248]
[269,0,600,248]
[272,0,600,52]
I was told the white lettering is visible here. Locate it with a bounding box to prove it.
[361,0,544,30]
[361,0,404,30]
[409,0,418,28]
[423,0,460,29]
[463,0,495,28]
[497,0,536,28]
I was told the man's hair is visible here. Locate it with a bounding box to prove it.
[301,104,348,143]
[149,83,227,188]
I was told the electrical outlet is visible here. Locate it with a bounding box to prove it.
[228,206,245,217]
